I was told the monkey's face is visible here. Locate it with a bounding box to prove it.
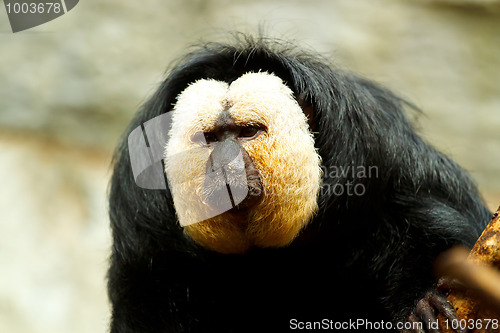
[165,72,321,254]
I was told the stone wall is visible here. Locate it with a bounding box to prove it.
[1,1,499,332]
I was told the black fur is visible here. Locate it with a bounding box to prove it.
[108,36,491,332]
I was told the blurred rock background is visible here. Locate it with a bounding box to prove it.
[0,1,499,332]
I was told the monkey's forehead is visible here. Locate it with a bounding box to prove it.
[171,72,296,131]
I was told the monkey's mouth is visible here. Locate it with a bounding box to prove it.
[201,171,263,215]
[232,184,263,212]
[238,174,263,208]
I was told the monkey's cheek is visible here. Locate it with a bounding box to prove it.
[168,180,209,227]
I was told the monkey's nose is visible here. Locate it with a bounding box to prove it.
[207,139,244,173]
[202,139,248,212]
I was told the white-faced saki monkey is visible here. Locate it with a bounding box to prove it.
[108,36,491,333]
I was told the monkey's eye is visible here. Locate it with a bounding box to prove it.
[203,132,218,144]
[239,126,261,139]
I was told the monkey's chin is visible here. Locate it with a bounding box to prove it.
[182,206,311,255]
[183,219,252,255]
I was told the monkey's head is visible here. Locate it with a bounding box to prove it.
[112,37,413,258]
[165,72,322,254]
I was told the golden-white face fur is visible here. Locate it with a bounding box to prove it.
[165,72,322,254]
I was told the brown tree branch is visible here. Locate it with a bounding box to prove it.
[435,206,500,332]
